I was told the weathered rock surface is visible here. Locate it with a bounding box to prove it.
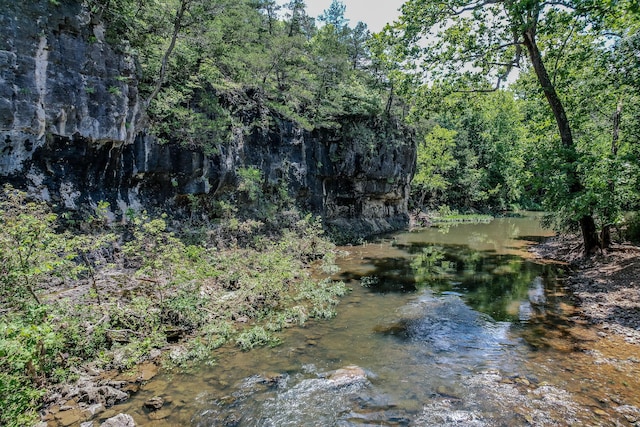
[327,365,368,386]
[0,1,415,237]
[79,385,129,407]
[0,0,141,176]
[99,413,136,427]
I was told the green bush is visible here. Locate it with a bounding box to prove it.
[624,212,640,243]
[0,184,349,423]
[236,326,281,351]
[0,313,62,427]
[0,185,78,308]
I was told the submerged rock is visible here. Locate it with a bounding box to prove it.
[99,413,136,427]
[55,408,83,427]
[143,396,164,410]
[327,365,368,386]
[373,320,410,337]
[148,408,172,421]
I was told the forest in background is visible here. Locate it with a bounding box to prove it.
[91,0,640,251]
[386,0,640,252]
[2,0,640,425]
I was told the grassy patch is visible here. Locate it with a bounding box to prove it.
[424,206,494,225]
[430,213,494,224]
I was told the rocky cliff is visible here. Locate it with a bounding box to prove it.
[0,0,415,236]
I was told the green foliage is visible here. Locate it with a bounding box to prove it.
[624,212,640,242]
[408,90,531,212]
[108,86,121,96]
[92,0,401,148]
[0,185,78,308]
[412,125,458,207]
[237,166,263,203]
[513,12,640,236]
[0,314,54,427]
[0,371,43,427]
[236,326,281,351]
[391,0,640,251]
[0,183,348,422]
[294,278,348,319]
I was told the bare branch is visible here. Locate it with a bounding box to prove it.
[453,77,503,93]
[486,61,521,67]
[445,0,500,16]
[455,41,523,63]
[145,0,192,107]
[453,86,500,93]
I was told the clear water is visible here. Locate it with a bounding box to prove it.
[101,214,640,426]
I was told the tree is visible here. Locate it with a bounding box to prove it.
[390,0,637,254]
[0,186,76,308]
[412,125,458,208]
[348,21,370,70]
[407,88,530,211]
[318,0,349,28]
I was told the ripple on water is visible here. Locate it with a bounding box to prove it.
[398,291,516,369]
[104,216,640,426]
[192,368,371,427]
[415,371,588,426]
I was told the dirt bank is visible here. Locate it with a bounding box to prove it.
[530,236,640,344]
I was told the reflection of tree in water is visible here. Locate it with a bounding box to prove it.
[460,257,540,321]
[350,238,561,323]
[410,246,456,283]
[407,243,557,322]
[458,248,482,275]
[434,219,522,251]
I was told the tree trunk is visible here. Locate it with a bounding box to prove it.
[145,0,190,107]
[522,28,600,255]
[601,98,624,248]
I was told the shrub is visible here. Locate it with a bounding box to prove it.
[0,185,78,308]
[624,211,640,243]
[236,326,281,351]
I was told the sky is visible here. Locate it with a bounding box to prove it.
[279,0,406,32]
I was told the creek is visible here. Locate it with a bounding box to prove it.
[103,214,640,426]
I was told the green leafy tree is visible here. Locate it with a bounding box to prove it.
[0,186,77,308]
[408,86,531,211]
[514,8,640,246]
[318,0,349,28]
[412,125,458,208]
[390,0,639,253]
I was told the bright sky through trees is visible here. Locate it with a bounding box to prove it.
[278,0,405,31]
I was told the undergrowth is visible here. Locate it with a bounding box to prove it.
[0,184,347,426]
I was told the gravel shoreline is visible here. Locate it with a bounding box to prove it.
[530,235,640,345]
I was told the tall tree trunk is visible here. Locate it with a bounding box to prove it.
[522,28,600,255]
[601,98,623,248]
[385,82,394,116]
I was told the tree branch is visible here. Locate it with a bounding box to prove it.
[145,0,191,107]
[552,23,577,86]
[445,0,500,16]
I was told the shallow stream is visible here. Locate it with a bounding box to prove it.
[103,214,640,426]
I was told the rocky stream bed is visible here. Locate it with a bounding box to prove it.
[38,234,640,427]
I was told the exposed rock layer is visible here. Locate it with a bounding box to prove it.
[0,1,415,236]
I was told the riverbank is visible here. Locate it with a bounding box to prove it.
[530,235,640,344]
[0,186,348,427]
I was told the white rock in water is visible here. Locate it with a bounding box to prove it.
[100,413,136,427]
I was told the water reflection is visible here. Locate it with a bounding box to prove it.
[341,240,558,323]
[105,215,640,426]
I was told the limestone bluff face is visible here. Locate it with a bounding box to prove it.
[0,0,141,174]
[0,0,415,236]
